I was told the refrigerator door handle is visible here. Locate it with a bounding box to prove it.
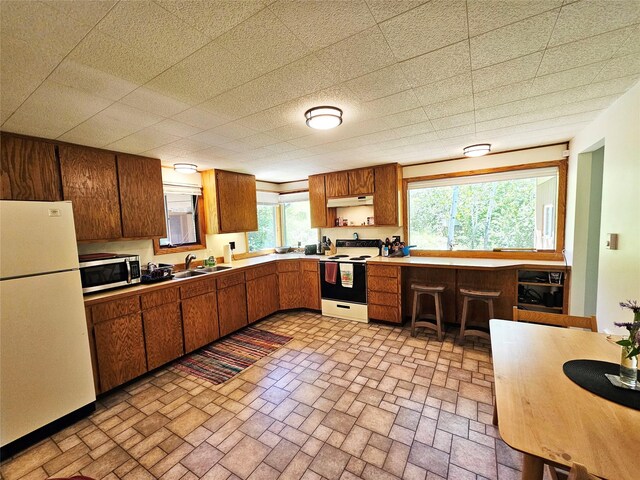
[125,258,132,284]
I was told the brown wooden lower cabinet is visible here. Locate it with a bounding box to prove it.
[247,273,279,323]
[218,283,248,337]
[182,291,219,352]
[301,261,320,310]
[143,303,183,370]
[93,313,147,392]
[368,265,402,324]
[278,261,301,310]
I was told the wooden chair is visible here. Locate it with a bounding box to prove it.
[458,288,501,345]
[565,462,600,480]
[410,283,446,340]
[512,307,597,332]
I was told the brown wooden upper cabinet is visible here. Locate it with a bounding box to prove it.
[202,169,258,234]
[59,145,122,241]
[0,133,61,201]
[309,174,328,228]
[374,164,402,226]
[325,171,349,197]
[117,154,166,238]
[348,168,374,195]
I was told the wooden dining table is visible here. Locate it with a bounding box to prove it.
[490,319,639,480]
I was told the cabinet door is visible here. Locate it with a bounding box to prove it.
[117,154,166,238]
[59,145,122,241]
[301,269,320,310]
[182,291,219,352]
[325,171,349,197]
[143,303,183,370]
[348,168,374,195]
[216,170,258,233]
[247,273,279,323]
[218,283,248,336]
[0,133,61,201]
[278,271,301,310]
[308,174,327,228]
[93,313,147,392]
[374,164,400,226]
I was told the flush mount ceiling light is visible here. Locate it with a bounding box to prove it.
[173,163,198,174]
[305,106,343,130]
[463,144,491,157]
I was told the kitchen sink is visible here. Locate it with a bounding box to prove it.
[173,270,208,278]
[199,266,232,272]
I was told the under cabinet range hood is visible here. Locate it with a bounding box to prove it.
[327,195,373,207]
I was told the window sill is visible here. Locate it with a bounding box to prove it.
[237,248,276,259]
[152,241,207,256]
[411,250,564,261]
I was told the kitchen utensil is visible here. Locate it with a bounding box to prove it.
[275,246,291,253]
[305,244,318,255]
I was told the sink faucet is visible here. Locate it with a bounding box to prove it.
[185,254,196,270]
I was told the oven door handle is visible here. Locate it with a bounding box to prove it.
[336,304,351,309]
[125,258,132,284]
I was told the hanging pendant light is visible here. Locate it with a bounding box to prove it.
[305,106,343,130]
[173,163,198,174]
[463,144,491,157]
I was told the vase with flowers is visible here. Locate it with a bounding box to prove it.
[614,300,640,387]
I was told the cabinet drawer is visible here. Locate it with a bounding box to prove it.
[300,260,318,272]
[368,304,400,324]
[368,276,398,293]
[368,291,398,307]
[368,264,399,278]
[92,295,140,323]
[217,271,245,289]
[141,286,179,309]
[181,277,215,299]
[277,261,300,273]
[245,263,277,280]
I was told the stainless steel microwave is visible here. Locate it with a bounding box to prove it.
[79,254,141,294]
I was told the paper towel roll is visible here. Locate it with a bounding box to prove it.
[223,244,232,263]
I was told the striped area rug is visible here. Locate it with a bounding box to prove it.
[173,327,292,385]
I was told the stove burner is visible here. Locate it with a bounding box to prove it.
[360,255,371,258]
[327,255,349,260]
[349,257,366,261]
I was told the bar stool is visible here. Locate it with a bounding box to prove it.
[458,288,501,345]
[410,283,446,340]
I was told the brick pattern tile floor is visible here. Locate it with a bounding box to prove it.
[0,311,526,480]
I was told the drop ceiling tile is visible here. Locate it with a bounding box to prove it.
[467,0,562,37]
[0,69,42,123]
[431,111,476,130]
[265,123,312,142]
[106,126,180,154]
[414,73,473,106]
[436,123,476,140]
[613,25,640,57]
[172,107,231,130]
[344,65,411,102]
[549,0,640,47]
[96,0,211,64]
[474,80,534,109]
[98,102,165,129]
[470,9,558,69]
[425,95,475,119]
[594,53,640,82]
[42,0,117,26]
[380,0,468,61]
[392,120,435,137]
[315,26,396,82]
[264,141,298,153]
[152,119,202,137]
[2,79,112,139]
[361,90,421,119]
[68,30,171,85]
[58,113,143,147]
[218,140,257,154]
[537,25,632,75]
[400,41,471,87]
[1,33,66,83]
[120,87,192,117]
[385,107,429,128]
[209,121,259,140]
[472,52,543,92]
[365,0,428,23]
[216,7,311,75]
[529,62,604,96]
[156,0,267,39]
[242,132,280,148]
[48,59,138,101]
[269,0,376,50]
[190,129,233,147]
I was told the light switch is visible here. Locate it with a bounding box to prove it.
[605,233,618,250]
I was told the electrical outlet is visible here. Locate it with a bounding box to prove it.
[605,233,618,250]
[229,241,236,250]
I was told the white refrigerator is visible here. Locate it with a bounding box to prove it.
[0,201,96,449]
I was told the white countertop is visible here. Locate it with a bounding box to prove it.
[367,256,568,270]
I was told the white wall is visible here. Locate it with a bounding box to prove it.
[566,81,640,332]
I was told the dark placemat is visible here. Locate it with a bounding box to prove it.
[563,359,640,410]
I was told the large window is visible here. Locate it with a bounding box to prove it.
[407,165,562,252]
[282,200,318,247]
[248,204,278,252]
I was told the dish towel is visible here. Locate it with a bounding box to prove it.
[340,263,353,288]
[325,262,338,284]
